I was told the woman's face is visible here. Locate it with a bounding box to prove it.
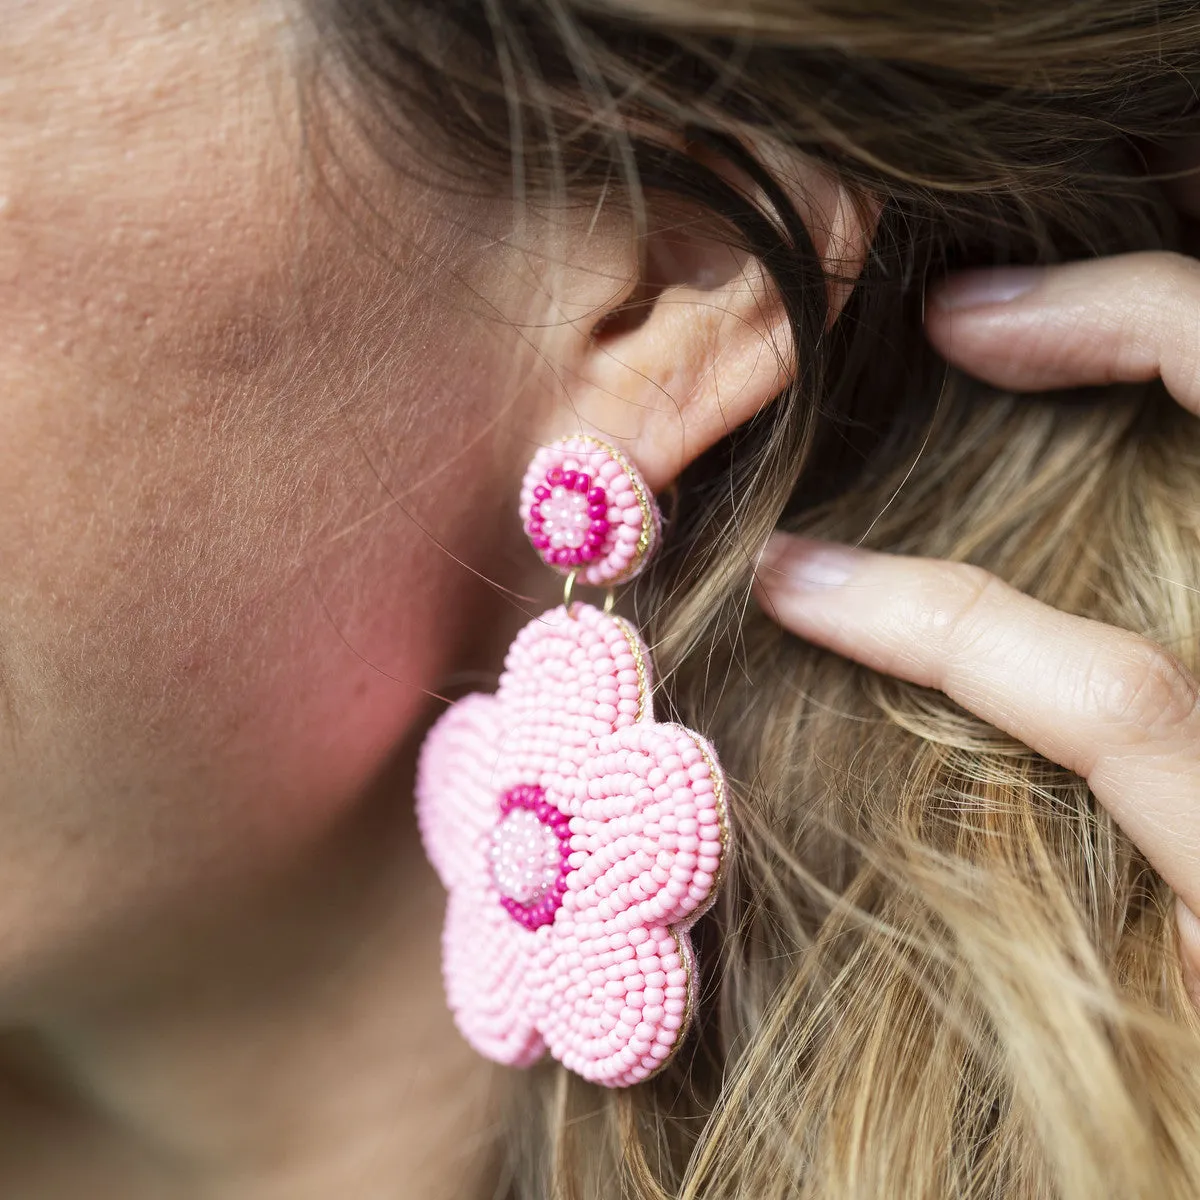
[0,0,535,1014]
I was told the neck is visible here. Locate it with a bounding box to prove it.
[0,758,501,1200]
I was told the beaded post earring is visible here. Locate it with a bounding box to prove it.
[415,436,729,1088]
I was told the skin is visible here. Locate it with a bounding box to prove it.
[0,2,869,1195]
[0,2,538,1195]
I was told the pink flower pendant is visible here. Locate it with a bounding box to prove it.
[416,601,728,1087]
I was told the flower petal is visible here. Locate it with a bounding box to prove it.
[442,883,546,1068]
[497,606,651,803]
[535,918,696,1087]
[415,693,505,892]
[563,721,727,933]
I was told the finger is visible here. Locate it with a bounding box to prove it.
[924,251,1200,411]
[755,534,1200,915]
[1175,902,1200,1008]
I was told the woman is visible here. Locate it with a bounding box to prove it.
[3,0,1200,1195]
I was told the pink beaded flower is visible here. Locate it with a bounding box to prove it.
[519,436,660,587]
[416,602,727,1087]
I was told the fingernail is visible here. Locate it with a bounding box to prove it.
[759,534,861,592]
[933,266,1045,312]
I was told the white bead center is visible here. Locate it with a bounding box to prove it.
[489,809,561,905]
[540,486,590,550]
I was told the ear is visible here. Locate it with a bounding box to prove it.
[535,144,877,492]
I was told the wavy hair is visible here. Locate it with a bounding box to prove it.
[305,2,1200,1195]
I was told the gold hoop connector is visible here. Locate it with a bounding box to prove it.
[603,589,616,616]
[563,569,579,614]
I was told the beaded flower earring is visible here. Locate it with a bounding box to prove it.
[415,435,729,1088]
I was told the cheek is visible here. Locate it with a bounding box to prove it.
[0,0,525,1004]
[0,291,514,1010]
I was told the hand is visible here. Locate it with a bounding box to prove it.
[754,235,1200,998]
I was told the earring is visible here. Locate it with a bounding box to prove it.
[415,436,729,1088]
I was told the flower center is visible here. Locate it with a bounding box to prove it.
[525,468,611,569]
[490,785,571,931]
[539,486,591,550]
[489,808,561,905]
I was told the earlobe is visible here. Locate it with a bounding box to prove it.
[542,146,877,492]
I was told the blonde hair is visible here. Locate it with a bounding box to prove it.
[309,0,1200,1194]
